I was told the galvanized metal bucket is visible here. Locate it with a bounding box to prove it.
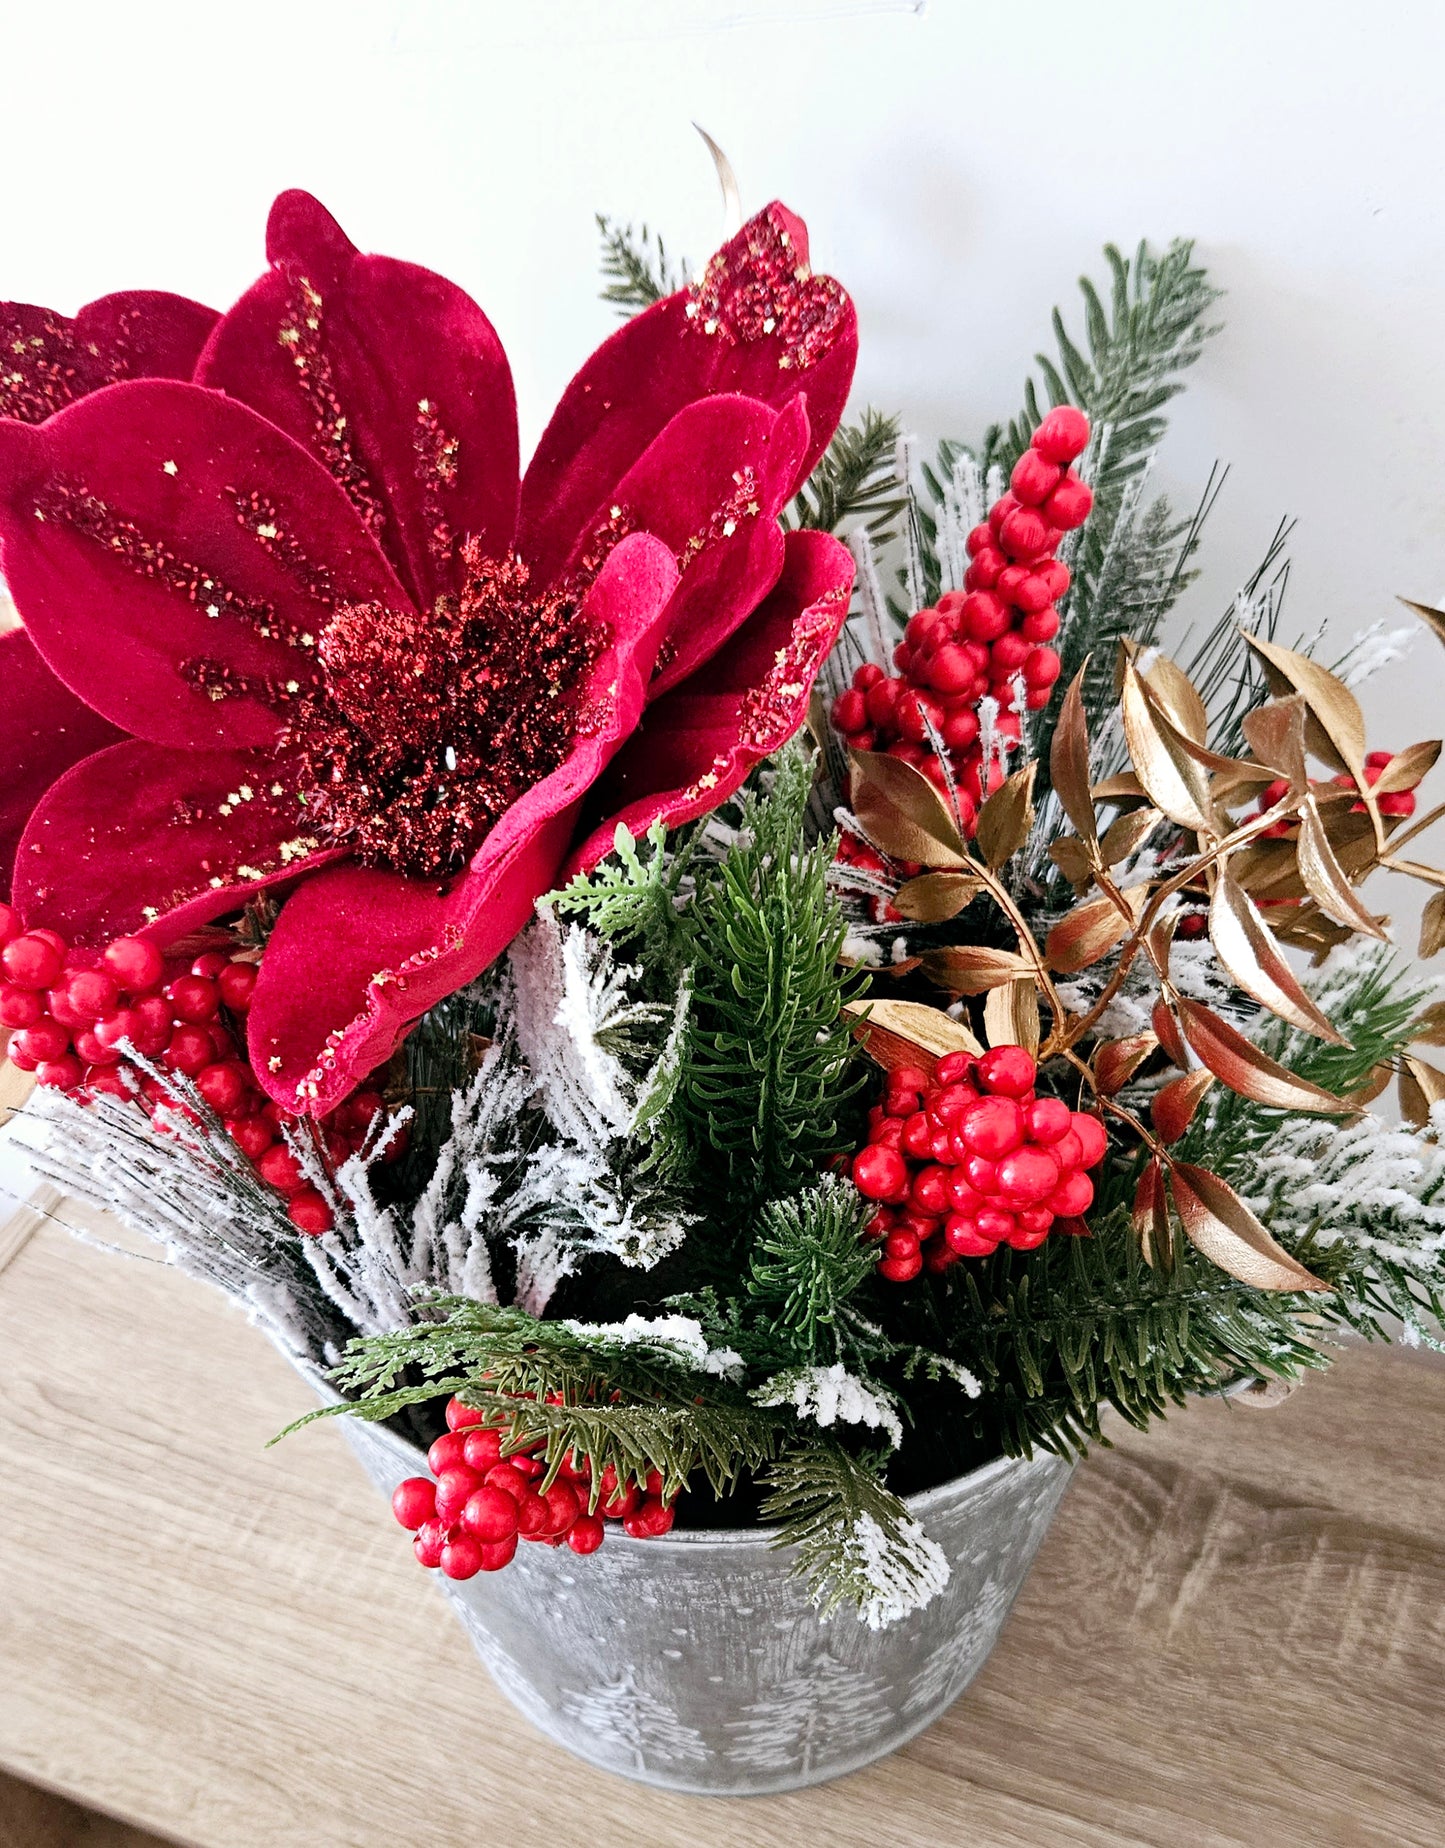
[338,1408,1073,1795]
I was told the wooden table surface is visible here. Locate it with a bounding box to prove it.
[2,1189,1443,1848]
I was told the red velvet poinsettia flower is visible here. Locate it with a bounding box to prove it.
[0,193,855,1112]
[1,285,220,895]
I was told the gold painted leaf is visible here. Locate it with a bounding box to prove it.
[1099,806,1161,868]
[1120,656,1215,835]
[892,870,983,923]
[1397,595,1445,649]
[1420,890,1445,958]
[920,945,1033,994]
[849,750,968,868]
[983,977,1040,1055]
[1049,836,1094,886]
[1295,797,1387,939]
[1208,871,1347,1043]
[1244,634,1367,783]
[1151,1069,1216,1144]
[1374,738,1441,794]
[1091,772,1147,804]
[1045,896,1134,974]
[1094,1032,1158,1096]
[1150,998,1191,1071]
[1049,667,1097,848]
[1342,1062,1394,1109]
[976,760,1037,869]
[1241,696,1310,786]
[1133,1157,1173,1269]
[1399,1054,1445,1128]
[1170,1162,1331,1293]
[843,1000,984,1073]
[1409,1000,1445,1045]
[1177,998,1353,1115]
[1137,647,1209,743]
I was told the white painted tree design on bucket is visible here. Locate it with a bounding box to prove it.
[726,1652,893,1776]
[560,1668,708,1774]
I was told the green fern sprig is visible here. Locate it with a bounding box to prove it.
[596,215,687,315]
[786,408,908,546]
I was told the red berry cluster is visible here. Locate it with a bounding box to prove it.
[391,1396,678,1581]
[1256,751,1419,842]
[830,406,1093,834]
[0,903,401,1235]
[850,1044,1107,1281]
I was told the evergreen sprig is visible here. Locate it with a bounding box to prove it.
[760,1441,947,1624]
[290,1298,784,1504]
[786,408,908,546]
[747,1176,877,1361]
[549,819,693,978]
[676,749,869,1211]
[596,215,687,315]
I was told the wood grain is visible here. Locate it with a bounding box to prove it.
[1,1199,1443,1848]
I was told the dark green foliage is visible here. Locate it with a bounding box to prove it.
[550,819,694,982]
[747,1179,877,1361]
[291,1298,785,1505]
[674,750,869,1212]
[785,408,908,547]
[596,215,686,315]
[943,1213,1340,1459]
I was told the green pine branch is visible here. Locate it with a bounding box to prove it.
[596,215,688,315]
[675,749,869,1213]
[746,1175,877,1362]
[786,408,908,546]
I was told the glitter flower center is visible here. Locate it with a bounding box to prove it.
[291,540,605,878]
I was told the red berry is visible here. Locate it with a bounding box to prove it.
[1025,1097,1072,1145]
[944,1214,998,1257]
[623,1497,676,1539]
[851,1143,910,1203]
[963,1153,1000,1194]
[287,1189,334,1235]
[217,961,257,1012]
[1016,1206,1054,1237]
[434,1465,484,1525]
[162,1024,215,1076]
[0,903,18,947]
[974,1206,1017,1244]
[1010,447,1063,507]
[567,1514,605,1555]
[84,1065,135,1099]
[961,591,1011,644]
[878,1248,924,1282]
[441,1396,482,1432]
[257,1143,307,1194]
[1052,1130,1084,1171]
[14,1018,72,1063]
[1032,405,1091,465]
[427,1432,468,1476]
[999,506,1051,561]
[461,1428,504,1473]
[167,974,220,1022]
[1043,474,1094,530]
[190,951,231,978]
[977,1045,1037,1099]
[461,1485,520,1543]
[935,1051,975,1087]
[196,1062,249,1114]
[2,933,65,990]
[413,1519,447,1568]
[909,1164,952,1216]
[226,1115,276,1159]
[62,967,121,1023]
[0,983,44,1028]
[995,1145,1062,1205]
[73,1029,121,1067]
[478,1533,519,1571]
[102,936,166,992]
[537,1480,581,1538]
[1069,1112,1109,1169]
[961,1096,1026,1159]
[485,1462,534,1502]
[440,1532,485,1580]
[1021,607,1061,644]
[1024,646,1061,690]
[36,1054,85,1091]
[1048,1170,1096,1217]
[391,1477,438,1531]
[4,1039,38,1071]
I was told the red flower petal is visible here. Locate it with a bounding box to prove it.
[247,531,680,1112]
[0,291,218,425]
[0,379,409,751]
[567,528,854,874]
[197,191,519,612]
[0,626,124,902]
[553,391,809,698]
[12,738,338,946]
[518,203,856,589]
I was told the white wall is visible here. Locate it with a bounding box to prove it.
[5,0,1443,933]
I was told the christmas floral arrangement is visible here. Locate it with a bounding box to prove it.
[5,183,1445,1637]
